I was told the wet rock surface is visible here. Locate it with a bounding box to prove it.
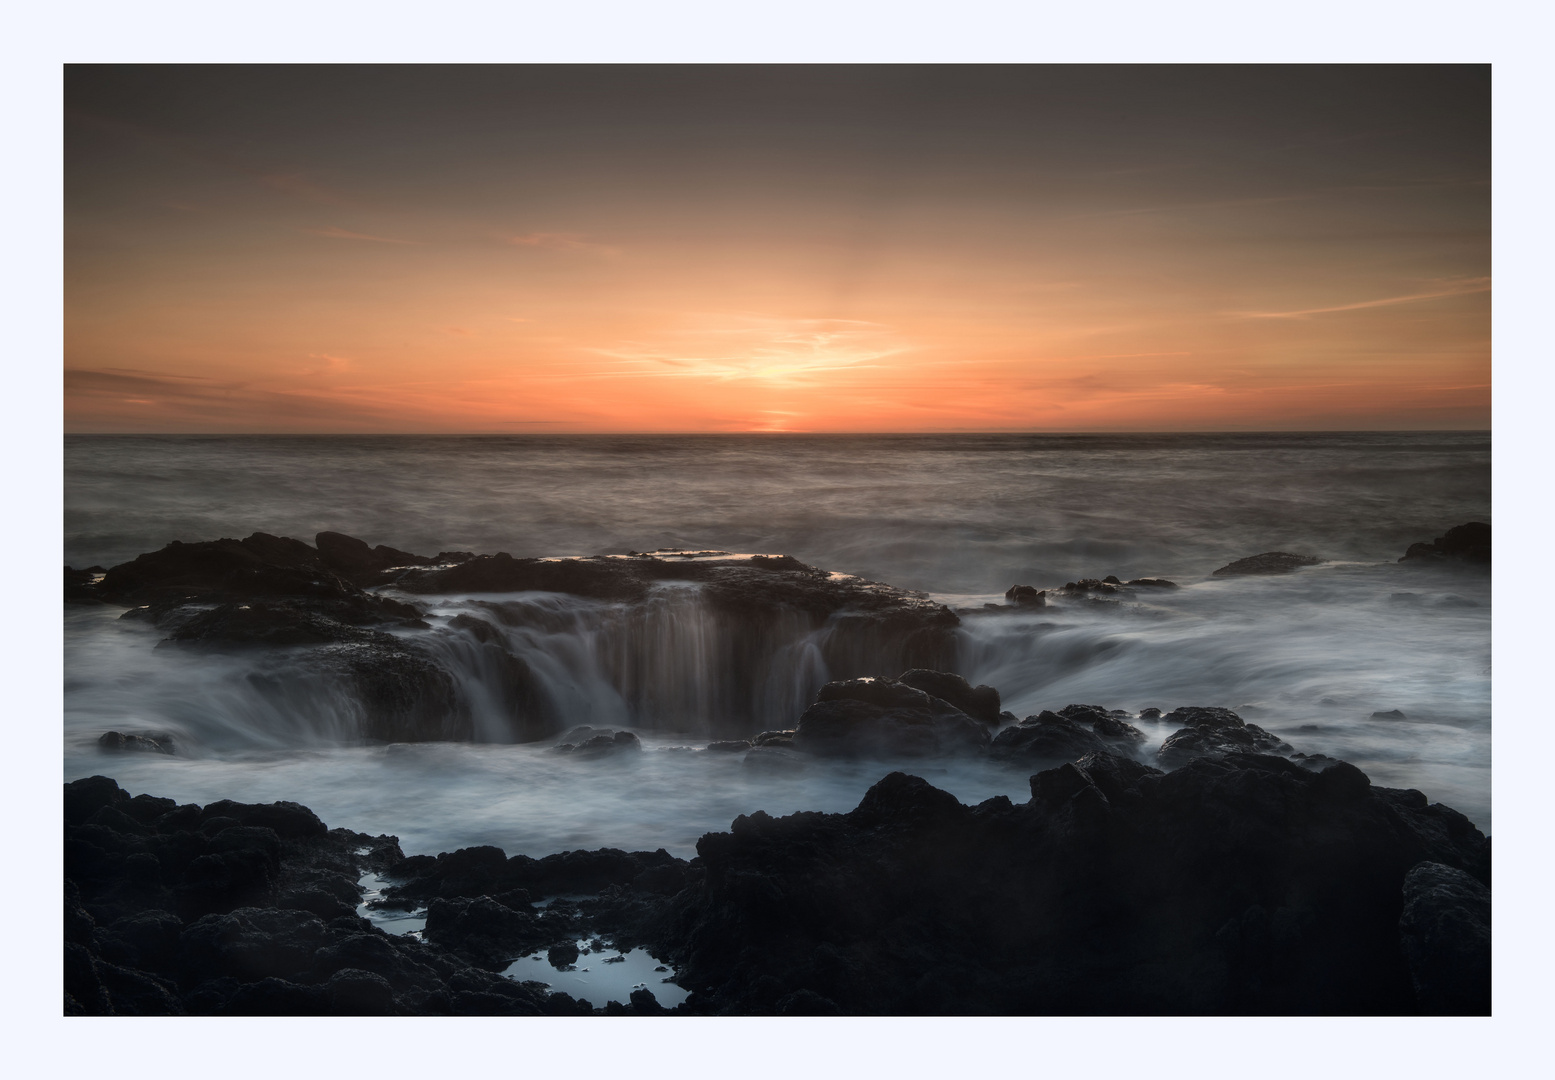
[1212,552,1322,576]
[1156,705,1292,765]
[72,531,962,743]
[991,707,1142,762]
[791,676,991,758]
[1399,521,1491,565]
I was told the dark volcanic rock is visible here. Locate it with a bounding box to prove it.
[1004,584,1046,606]
[1212,552,1321,576]
[553,730,643,756]
[62,776,592,1016]
[790,677,991,758]
[650,758,1489,1015]
[1054,578,1131,598]
[991,711,1109,761]
[896,669,1002,725]
[1399,522,1490,565]
[1398,862,1491,1014]
[309,642,470,742]
[315,531,436,578]
[990,704,1146,763]
[89,536,965,743]
[69,769,1491,1016]
[547,941,580,968]
[66,565,107,603]
[425,896,546,967]
[1156,706,1292,765]
[98,731,174,755]
[396,553,650,602]
[100,533,339,606]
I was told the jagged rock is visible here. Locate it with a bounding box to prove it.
[1371,709,1407,720]
[896,669,1002,725]
[99,533,341,606]
[1399,522,1490,565]
[1004,585,1046,606]
[1057,704,1145,743]
[66,770,1490,1016]
[990,704,1145,762]
[98,731,174,754]
[61,776,600,1016]
[547,941,580,968]
[84,534,964,743]
[653,757,1488,1015]
[1212,552,1321,576]
[425,896,546,967]
[1054,578,1130,598]
[991,711,1109,761]
[1156,706,1292,765]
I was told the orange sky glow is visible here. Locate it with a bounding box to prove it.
[65,65,1490,433]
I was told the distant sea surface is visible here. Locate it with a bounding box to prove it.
[64,432,1492,852]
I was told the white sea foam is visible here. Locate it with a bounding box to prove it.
[63,433,1493,846]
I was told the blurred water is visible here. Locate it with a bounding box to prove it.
[63,433,1492,845]
[65,432,1489,592]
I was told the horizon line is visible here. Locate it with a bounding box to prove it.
[62,427,1493,437]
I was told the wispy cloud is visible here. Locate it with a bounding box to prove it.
[586,316,907,384]
[1236,278,1491,319]
[506,232,617,255]
[302,225,417,245]
[304,353,353,375]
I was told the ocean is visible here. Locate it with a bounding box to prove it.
[63,432,1492,854]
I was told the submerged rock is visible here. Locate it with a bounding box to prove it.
[98,731,174,755]
[1212,552,1321,576]
[1399,522,1490,565]
[552,731,643,757]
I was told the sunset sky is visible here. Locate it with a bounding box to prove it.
[64,65,1490,433]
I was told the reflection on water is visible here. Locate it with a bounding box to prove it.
[504,942,689,1010]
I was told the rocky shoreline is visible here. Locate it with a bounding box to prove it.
[66,744,1490,1015]
[64,524,1492,1015]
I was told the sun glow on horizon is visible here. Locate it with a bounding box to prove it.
[65,66,1489,434]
